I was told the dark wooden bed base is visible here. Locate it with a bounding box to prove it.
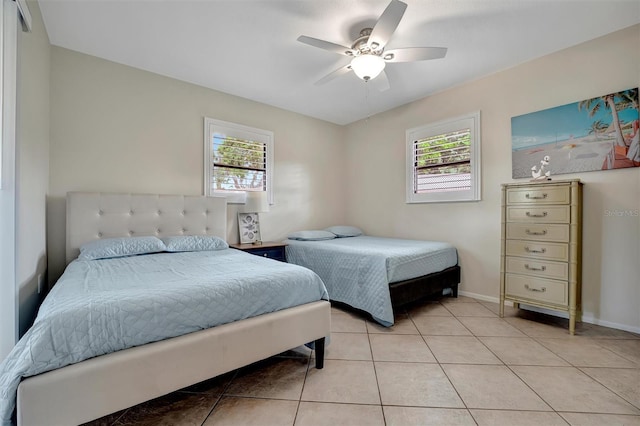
[330,265,460,322]
[389,265,460,308]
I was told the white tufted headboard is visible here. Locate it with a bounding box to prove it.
[66,192,227,264]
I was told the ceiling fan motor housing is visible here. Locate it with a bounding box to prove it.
[351,28,382,56]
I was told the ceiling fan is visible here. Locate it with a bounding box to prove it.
[297,0,447,89]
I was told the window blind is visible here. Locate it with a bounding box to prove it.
[211,135,266,192]
[413,128,471,193]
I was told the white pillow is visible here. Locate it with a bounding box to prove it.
[79,236,166,260]
[287,230,336,241]
[324,225,363,238]
[162,235,229,252]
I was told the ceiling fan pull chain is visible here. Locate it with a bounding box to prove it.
[365,83,372,124]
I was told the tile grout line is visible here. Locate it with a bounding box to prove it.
[470,308,596,420]
[199,369,239,425]
[408,305,477,424]
[451,303,579,420]
[475,304,640,419]
[576,366,640,412]
[365,315,388,426]
[290,352,313,426]
[450,308,564,421]
[590,339,640,366]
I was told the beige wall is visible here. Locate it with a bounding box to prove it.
[48,47,346,282]
[46,24,639,332]
[16,0,50,336]
[344,25,640,332]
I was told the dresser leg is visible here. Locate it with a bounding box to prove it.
[499,298,504,318]
[569,312,576,335]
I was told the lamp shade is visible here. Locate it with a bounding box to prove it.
[350,54,385,81]
[244,191,269,213]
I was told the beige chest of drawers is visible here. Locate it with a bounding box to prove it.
[500,179,582,334]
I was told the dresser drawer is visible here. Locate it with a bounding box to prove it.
[506,186,571,205]
[506,223,570,242]
[505,257,568,280]
[506,206,570,223]
[505,274,568,307]
[506,240,568,262]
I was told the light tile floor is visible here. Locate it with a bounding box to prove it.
[85,296,640,426]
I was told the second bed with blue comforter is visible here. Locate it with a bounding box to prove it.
[286,235,458,327]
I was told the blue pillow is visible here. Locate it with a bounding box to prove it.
[287,230,336,241]
[79,236,166,260]
[324,225,363,238]
[162,235,229,252]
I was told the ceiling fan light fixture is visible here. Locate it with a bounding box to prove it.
[298,0,447,87]
[350,54,385,81]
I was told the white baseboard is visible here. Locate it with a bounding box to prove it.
[457,291,640,335]
[582,315,640,334]
[458,290,500,304]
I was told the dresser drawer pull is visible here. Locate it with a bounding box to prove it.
[525,246,546,254]
[524,264,546,272]
[526,211,548,218]
[525,229,547,236]
[525,284,546,293]
[525,193,547,200]
[263,253,268,257]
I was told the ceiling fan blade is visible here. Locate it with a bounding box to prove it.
[368,0,407,50]
[297,35,354,56]
[383,47,447,63]
[372,70,391,92]
[314,64,352,86]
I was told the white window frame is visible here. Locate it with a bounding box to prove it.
[204,117,274,205]
[406,111,481,203]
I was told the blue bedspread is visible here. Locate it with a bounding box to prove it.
[286,236,457,327]
[0,249,328,425]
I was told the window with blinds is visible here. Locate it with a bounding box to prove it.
[414,129,471,193]
[204,118,273,204]
[406,112,481,203]
[212,136,266,191]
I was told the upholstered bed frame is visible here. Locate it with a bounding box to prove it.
[16,192,331,426]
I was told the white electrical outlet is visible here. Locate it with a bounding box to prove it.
[37,274,43,294]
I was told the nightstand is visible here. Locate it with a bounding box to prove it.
[229,242,287,262]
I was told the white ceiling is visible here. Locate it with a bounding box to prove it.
[39,0,640,125]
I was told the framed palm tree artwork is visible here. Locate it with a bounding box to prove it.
[511,88,639,179]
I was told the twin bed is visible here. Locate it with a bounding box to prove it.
[286,228,459,326]
[0,192,459,426]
